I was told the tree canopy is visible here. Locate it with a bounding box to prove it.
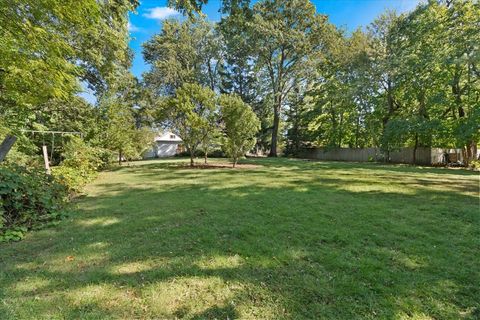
[220,94,260,167]
[1,0,478,166]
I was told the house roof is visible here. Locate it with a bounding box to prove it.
[154,132,182,142]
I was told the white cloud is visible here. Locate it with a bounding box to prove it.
[127,21,141,33]
[143,7,179,20]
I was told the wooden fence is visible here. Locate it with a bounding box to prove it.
[298,147,464,165]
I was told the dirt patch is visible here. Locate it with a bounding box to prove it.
[176,162,262,169]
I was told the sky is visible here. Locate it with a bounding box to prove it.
[81,0,420,103]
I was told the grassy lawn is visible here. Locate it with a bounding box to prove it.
[1,158,479,319]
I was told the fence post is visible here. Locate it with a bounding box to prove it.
[42,145,51,175]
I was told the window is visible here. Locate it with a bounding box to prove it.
[170,134,176,139]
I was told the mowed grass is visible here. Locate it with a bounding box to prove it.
[1,158,479,319]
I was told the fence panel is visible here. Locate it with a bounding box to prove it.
[299,147,465,165]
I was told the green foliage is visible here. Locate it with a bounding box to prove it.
[143,17,221,95]
[97,92,155,163]
[167,83,217,166]
[469,159,480,171]
[283,0,479,163]
[0,123,41,166]
[0,164,67,242]
[0,227,27,242]
[248,0,332,156]
[219,94,260,166]
[144,1,478,162]
[0,0,138,129]
[62,137,105,172]
[52,137,107,193]
[52,166,93,195]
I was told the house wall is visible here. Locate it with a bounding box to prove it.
[143,142,181,158]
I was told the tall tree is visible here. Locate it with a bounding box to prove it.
[218,6,273,154]
[367,11,405,155]
[248,0,331,156]
[0,0,138,128]
[143,17,222,96]
[0,0,138,161]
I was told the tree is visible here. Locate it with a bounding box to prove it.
[200,110,220,164]
[303,28,374,150]
[367,11,405,154]
[97,70,154,165]
[372,1,479,164]
[167,0,250,16]
[143,17,222,96]
[136,0,480,166]
[99,96,136,165]
[219,94,260,167]
[167,83,217,166]
[0,0,138,160]
[218,7,273,155]
[248,0,331,156]
[438,0,480,164]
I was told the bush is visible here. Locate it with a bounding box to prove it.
[52,166,93,194]
[0,164,67,242]
[469,159,480,171]
[52,137,105,193]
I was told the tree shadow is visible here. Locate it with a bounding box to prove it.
[0,159,478,319]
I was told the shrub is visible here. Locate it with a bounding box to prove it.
[0,164,67,242]
[52,166,93,194]
[52,137,105,193]
[61,136,104,172]
[469,159,480,171]
[219,94,260,167]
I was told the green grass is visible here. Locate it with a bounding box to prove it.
[1,158,479,319]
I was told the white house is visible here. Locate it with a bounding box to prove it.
[143,132,183,158]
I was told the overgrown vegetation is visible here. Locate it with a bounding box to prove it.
[0,0,151,240]
[52,137,107,194]
[0,165,67,242]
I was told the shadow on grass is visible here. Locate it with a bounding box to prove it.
[0,160,478,319]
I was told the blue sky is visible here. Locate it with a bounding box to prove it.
[128,0,420,79]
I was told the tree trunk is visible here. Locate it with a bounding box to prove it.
[413,134,418,165]
[118,149,122,166]
[0,135,17,162]
[338,113,344,148]
[472,142,478,161]
[355,117,360,148]
[190,151,194,167]
[269,98,281,157]
[204,149,208,164]
[463,140,477,166]
[233,157,237,168]
[382,79,396,134]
